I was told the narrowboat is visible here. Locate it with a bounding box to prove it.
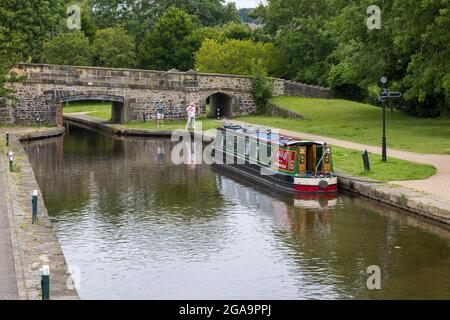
[213,123,338,194]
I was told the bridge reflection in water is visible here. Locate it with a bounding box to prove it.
[23,125,450,300]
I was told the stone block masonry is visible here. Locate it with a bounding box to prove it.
[0,129,79,299]
[3,64,331,126]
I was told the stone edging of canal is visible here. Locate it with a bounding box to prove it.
[64,114,450,226]
[1,127,79,300]
[337,173,450,225]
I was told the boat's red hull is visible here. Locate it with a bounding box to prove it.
[293,184,337,193]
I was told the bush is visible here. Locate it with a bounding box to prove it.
[251,61,273,114]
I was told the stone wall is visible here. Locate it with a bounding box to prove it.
[284,81,331,99]
[3,63,332,125]
[0,100,12,123]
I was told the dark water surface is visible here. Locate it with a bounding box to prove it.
[23,126,450,299]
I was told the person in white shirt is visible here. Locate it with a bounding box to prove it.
[185,103,196,130]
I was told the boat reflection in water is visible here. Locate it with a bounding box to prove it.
[214,166,339,236]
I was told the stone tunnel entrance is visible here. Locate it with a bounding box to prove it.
[60,95,126,124]
[206,92,234,119]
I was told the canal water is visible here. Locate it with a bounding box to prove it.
[23,125,450,299]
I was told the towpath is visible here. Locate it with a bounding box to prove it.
[0,166,18,299]
[233,120,450,203]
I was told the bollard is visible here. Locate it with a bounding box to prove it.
[40,265,50,300]
[8,155,13,172]
[32,190,38,224]
[362,150,371,172]
[6,132,9,146]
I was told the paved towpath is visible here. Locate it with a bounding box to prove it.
[0,153,18,299]
[233,120,450,203]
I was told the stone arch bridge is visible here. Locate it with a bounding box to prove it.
[1,64,330,126]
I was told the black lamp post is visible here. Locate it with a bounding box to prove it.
[378,76,401,162]
[380,77,387,162]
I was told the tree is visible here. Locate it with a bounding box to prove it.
[42,31,93,66]
[93,28,137,68]
[138,7,197,71]
[254,0,336,85]
[251,61,273,114]
[392,0,450,117]
[0,0,65,62]
[151,0,240,26]
[195,39,284,76]
[222,22,253,41]
[0,26,24,102]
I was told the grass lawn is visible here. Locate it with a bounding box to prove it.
[63,101,112,120]
[238,96,450,154]
[332,146,436,181]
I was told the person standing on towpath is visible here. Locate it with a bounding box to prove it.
[156,99,166,128]
[185,103,196,130]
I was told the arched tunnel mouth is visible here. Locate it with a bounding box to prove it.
[60,96,125,124]
[206,93,233,119]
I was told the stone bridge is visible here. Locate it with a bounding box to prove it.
[1,63,330,126]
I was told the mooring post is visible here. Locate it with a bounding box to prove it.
[6,132,9,146]
[40,265,50,300]
[362,150,371,172]
[8,154,13,172]
[32,190,38,224]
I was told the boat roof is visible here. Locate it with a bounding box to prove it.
[220,123,327,146]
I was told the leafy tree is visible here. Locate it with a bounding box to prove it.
[0,26,24,102]
[255,0,336,84]
[138,7,197,71]
[93,28,137,68]
[0,0,65,62]
[222,22,253,41]
[42,31,93,66]
[392,0,450,118]
[151,0,240,26]
[89,0,239,32]
[79,2,98,40]
[251,61,273,114]
[195,39,285,76]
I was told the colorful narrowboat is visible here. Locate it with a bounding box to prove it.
[213,123,338,194]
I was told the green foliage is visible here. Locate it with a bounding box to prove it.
[89,0,239,31]
[255,0,450,117]
[11,162,22,173]
[42,31,93,66]
[79,2,98,40]
[93,28,137,68]
[138,7,197,71]
[0,24,25,101]
[195,39,284,76]
[392,0,450,117]
[222,22,253,41]
[0,0,65,61]
[251,61,273,114]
